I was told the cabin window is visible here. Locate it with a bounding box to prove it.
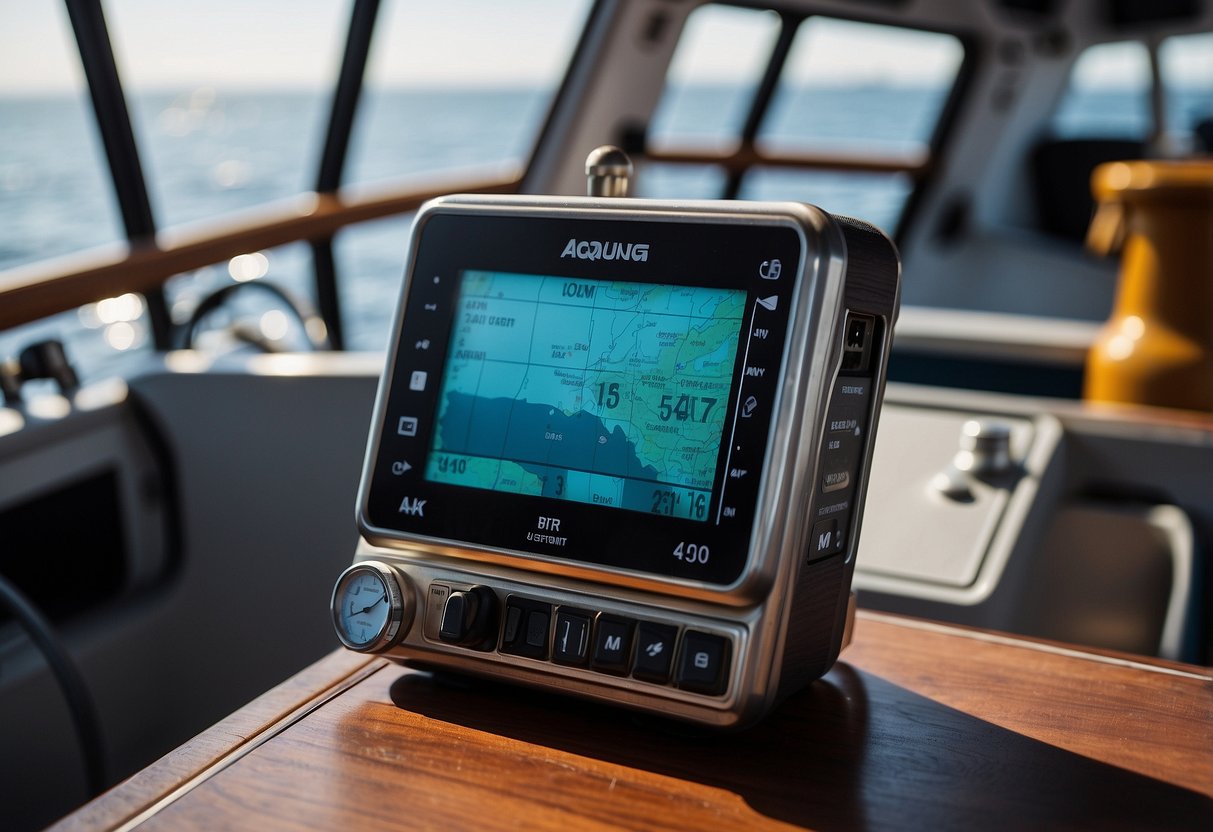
[346,0,592,184]
[0,4,149,379]
[1034,36,1211,244]
[0,3,122,271]
[76,1,355,351]
[758,17,962,160]
[752,16,961,231]
[634,165,729,200]
[648,5,782,151]
[1160,32,1213,140]
[334,216,415,351]
[740,169,913,236]
[104,1,348,228]
[336,0,592,351]
[1052,41,1152,138]
[638,4,776,202]
[1052,35,1212,144]
[639,5,967,237]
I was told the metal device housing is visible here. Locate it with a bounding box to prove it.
[344,195,899,726]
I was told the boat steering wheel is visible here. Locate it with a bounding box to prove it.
[180,280,331,352]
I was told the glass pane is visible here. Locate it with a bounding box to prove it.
[634,164,727,199]
[335,217,413,352]
[1161,32,1213,138]
[759,17,964,157]
[0,3,122,269]
[0,4,144,382]
[104,0,348,227]
[1052,41,1151,138]
[740,168,911,235]
[337,1,590,353]
[347,0,591,184]
[648,5,781,150]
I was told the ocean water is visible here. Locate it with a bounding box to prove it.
[1,84,1208,380]
[0,88,552,374]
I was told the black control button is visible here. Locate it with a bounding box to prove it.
[809,517,845,559]
[396,415,419,437]
[526,610,549,649]
[503,605,522,644]
[499,597,550,659]
[439,591,474,642]
[438,586,497,650]
[591,616,634,675]
[552,608,592,666]
[676,631,731,695]
[631,622,678,683]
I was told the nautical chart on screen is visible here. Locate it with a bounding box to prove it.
[425,270,745,521]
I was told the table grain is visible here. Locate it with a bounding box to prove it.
[51,611,1213,831]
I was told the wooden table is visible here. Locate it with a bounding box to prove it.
[52,612,1213,830]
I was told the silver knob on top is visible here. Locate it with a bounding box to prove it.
[586,145,633,198]
[930,419,1018,501]
[952,420,1014,476]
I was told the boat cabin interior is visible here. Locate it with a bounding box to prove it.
[1,1,1210,828]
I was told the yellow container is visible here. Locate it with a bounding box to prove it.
[1085,160,1213,412]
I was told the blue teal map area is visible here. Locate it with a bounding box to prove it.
[425,270,745,521]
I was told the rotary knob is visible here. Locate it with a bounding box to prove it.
[952,420,1014,476]
[931,419,1018,500]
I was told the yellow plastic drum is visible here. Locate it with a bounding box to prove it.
[1085,160,1213,412]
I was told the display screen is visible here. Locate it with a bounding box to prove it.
[362,210,803,585]
[425,270,746,521]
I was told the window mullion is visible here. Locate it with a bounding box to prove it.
[723,12,801,198]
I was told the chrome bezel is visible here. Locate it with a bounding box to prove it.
[330,560,409,653]
[354,195,848,606]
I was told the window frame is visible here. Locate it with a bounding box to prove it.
[8,0,594,355]
[634,2,976,242]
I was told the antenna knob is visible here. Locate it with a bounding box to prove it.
[585,146,633,197]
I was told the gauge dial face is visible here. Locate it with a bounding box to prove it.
[333,565,397,650]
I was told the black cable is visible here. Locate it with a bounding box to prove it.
[0,573,107,797]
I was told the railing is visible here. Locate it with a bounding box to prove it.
[4,0,965,348]
[0,173,520,333]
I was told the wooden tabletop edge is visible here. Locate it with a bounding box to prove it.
[47,651,387,832]
[854,610,1213,680]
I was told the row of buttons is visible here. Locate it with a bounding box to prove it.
[497,595,730,695]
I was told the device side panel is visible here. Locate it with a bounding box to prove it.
[775,216,900,699]
[833,214,902,318]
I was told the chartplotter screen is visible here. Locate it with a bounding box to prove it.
[425,270,746,522]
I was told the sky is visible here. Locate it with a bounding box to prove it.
[0,1,1208,94]
[0,0,590,93]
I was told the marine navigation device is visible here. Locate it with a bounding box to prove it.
[332,153,899,727]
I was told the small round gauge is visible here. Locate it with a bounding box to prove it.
[331,561,410,652]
